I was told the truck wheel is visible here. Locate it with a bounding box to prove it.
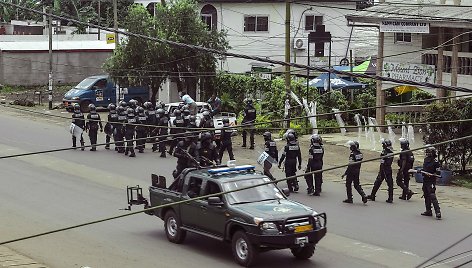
[164,210,186,244]
[290,244,315,260]
[80,100,91,113]
[231,231,258,267]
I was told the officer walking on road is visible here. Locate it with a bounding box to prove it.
[241,99,256,149]
[105,103,118,150]
[219,118,235,163]
[196,132,220,167]
[397,138,415,200]
[135,106,147,153]
[173,133,197,179]
[367,139,395,203]
[71,103,85,151]
[115,105,127,153]
[305,134,324,196]
[342,141,368,204]
[85,104,103,152]
[156,108,169,158]
[419,146,442,219]
[124,107,137,157]
[278,133,302,192]
[169,109,186,155]
[262,132,278,182]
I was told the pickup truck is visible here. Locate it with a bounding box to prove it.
[127,165,327,267]
[63,75,149,112]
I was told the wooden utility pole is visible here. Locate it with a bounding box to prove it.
[450,28,459,96]
[436,28,445,98]
[376,0,385,130]
[285,0,291,127]
[48,7,53,110]
[113,0,118,43]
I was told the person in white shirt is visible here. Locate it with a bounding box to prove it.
[180,91,198,115]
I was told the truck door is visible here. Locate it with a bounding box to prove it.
[198,181,227,237]
[104,78,116,104]
[92,78,107,107]
[180,177,205,228]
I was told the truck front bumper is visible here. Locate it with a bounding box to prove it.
[63,99,79,111]
[246,227,327,248]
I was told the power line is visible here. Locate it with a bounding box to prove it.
[1,133,471,246]
[415,233,472,268]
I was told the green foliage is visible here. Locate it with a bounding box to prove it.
[104,1,229,102]
[422,99,472,173]
[411,89,435,102]
[385,113,411,124]
[316,119,340,134]
[0,0,42,22]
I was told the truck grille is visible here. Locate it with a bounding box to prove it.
[283,217,312,233]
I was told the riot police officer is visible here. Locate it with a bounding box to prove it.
[397,138,415,200]
[129,99,138,110]
[241,99,256,149]
[105,103,118,150]
[263,132,278,182]
[169,109,186,155]
[135,106,147,153]
[172,133,197,179]
[71,103,85,151]
[219,118,235,162]
[342,141,368,204]
[188,115,198,129]
[305,134,324,196]
[156,108,169,158]
[419,146,441,219]
[124,107,137,157]
[278,133,302,192]
[367,139,394,203]
[85,104,103,151]
[182,109,191,127]
[115,106,127,153]
[196,132,220,167]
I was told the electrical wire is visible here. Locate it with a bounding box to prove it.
[0,133,471,246]
[415,233,472,268]
[2,1,471,94]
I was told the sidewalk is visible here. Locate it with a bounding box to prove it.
[0,246,48,268]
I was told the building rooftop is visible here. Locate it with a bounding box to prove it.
[346,3,472,28]
[0,40,115,52]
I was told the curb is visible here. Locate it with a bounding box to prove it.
[0,246,48,268]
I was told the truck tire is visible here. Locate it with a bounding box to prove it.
[231,231,258,267]
[164,210,186,244]
[80,100,92,113]
[290,244,315,260]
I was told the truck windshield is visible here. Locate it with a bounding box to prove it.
[223,178,284,205]
[75,78,97,90]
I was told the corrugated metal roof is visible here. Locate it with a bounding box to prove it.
[346,3,472,26]
[0,40,115,52]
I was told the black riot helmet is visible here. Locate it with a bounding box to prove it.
[286,133,296,142]
[116,106,124,114]
[143,101,153,110]
[88,103,97,113]
[222,118,229,125]
[399,138,410,150]
[200,132,212,145]
[263,131,272,141]
[203,110,211,118]
[107,103,116,111]
[73,103,81,113]
[119,101,127,108]
[137,106,145,115]
[311,134,322,145]
[425,146,437,157]
[129,99,138,108]
[245,98,253,106]
[381,139,393,150]
[156,108,165,117]
[126,107,135,116]
[347,140,359,151]
[183,109,191,116]
[174,109,182,117]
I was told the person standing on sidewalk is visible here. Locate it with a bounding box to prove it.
[367,139,395,203]
[305,134,324,196]
[397,138,415,200]
[85,104,103,152]
[342,140,368,204]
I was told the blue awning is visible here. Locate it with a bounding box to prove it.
[309,73,366,90]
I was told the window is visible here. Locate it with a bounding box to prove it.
[305,15,323,31]
[201,14,212,31]
[315,42,325,57]
[395,33,412,43]
[187,177,203,198]
[203,181,222,199]
[244,15,269,32]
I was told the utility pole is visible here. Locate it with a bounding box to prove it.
[376,0,385,130]
[436,28,445,98]
[113,0,118,44]
[97,0,101,40]
[48,7,53,110]
[284,0,291,127]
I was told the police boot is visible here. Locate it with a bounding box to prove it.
[367,195,375,201]
[125,148,129,156]
[436,211,442,220]
[421,211,433,217]
[80,142,85,151]
[307,188,314,195]
[399,191,407,200]
[343,198,353,204]
[160,152,166,158]
[90,146,96,152]
[129,152,136,157]
[293,181,299,192]
[386,189,394,203]
[407,190,415,200]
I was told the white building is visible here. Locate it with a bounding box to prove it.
[346,1,472,97]
[136,0,368,74]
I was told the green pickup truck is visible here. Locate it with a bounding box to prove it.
[127,165,327,267]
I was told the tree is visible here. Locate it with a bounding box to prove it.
[104,1,229,102]
[0,0,43,22]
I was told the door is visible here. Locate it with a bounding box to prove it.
[198,181,227,236]
[180,177,204,228]
[92,79,107,106]
[105,79,116,104]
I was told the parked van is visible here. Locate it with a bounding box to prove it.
[63,75,149,112]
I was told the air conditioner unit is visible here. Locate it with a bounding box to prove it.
[293,38,307,50]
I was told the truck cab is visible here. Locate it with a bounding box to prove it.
[127,165,327,267]
[63,75,149,112]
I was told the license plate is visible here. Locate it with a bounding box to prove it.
[295,236,309,245]
[294,225,313,233]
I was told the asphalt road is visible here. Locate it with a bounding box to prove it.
[0,109,471,268]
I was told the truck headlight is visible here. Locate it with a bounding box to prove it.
[260,222,278,231]
[253,217,264,225]
[72,97,80,100]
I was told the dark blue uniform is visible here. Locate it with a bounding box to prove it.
[305,144,324,195]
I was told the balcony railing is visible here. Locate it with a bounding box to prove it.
[422,53,472,75]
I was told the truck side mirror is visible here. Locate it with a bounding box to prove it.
[282,188,290,197]
[208,196,224,206]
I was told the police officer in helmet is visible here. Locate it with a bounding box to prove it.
[342,141,368,204]
[124,107,137,157]
[105,103,118,150]
[172,132,198,179]
[115,105,127,153]
[85,103,103,151]
[219,118,235,162]
[71,103,86,151]
[419,146,442,219]
[156,108,169,158]
[397,138,415,200]
[241,98,256,149]
[263,131,278,182]
[278,132,302,192]
[169,109,185,155]
[135,106,147,153]
[305,134,324,196]
[367,139,395,203]
[196,131,220,167]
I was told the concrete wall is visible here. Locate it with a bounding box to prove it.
[0,51,112,86]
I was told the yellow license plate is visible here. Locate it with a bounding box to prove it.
[294,225,313,233]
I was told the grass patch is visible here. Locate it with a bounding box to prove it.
[451,174,472,189]
[0,84,74,95]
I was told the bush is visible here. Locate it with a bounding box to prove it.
[317,119,340,134]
